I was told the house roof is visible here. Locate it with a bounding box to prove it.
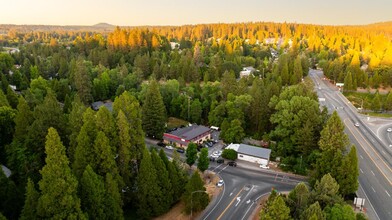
[91,101,113,112]
[169,125,210,141]
[227,143,271,159]
[1,165,11,178]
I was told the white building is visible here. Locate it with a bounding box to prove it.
[239,66,258,78]
[226,143,271,166]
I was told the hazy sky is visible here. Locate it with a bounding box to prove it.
[2,0,392,26]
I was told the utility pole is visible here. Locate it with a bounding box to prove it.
[188,96,191,121]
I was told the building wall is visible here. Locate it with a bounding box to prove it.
[237,153,268,165]
[192,133,211,144]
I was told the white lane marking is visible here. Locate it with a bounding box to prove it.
[235,196,241,207]
[360,169,364,174]
[212,164,223,172]
[246,199,251,204]
[360,155,363,159]
[372,187,376,193]
[371,170,375,176]
[218,165,229,174]
[229,188,237,197]
[386,190,391,197]
[358,184,381,220]
[202,175,226,220]
[241,201,255,220]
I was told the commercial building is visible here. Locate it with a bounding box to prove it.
[163,125,211,148]
[226,143,271,166]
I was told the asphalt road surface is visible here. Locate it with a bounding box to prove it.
[200,162,303,220]
[309,69,392,220]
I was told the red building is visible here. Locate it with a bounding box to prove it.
[163,125,211,148]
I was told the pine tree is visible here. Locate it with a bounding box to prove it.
[294,56,303,81]
[93,131,121,186]
[73,108,97,178]
[311,174,343,209]
[151,149,172,213]
[197,148,209,172]
[385,92,392,111]
[20,178,39,220]
[104,173,124,220]
[80,165,106,219]
[186,143,198,167]
[300,202,325,220]
[13,97,33,142]
[137,147,161,219]
[337,146,359,196]
[183,171,209,214]
[371,92,381,112]
[167,161,184,204]
[73,60,92,104]
[259,196,291,220]
[190,98,202,124]
[142,79,166,139]
[6,87,18,109]
[116,110,132,187]
[287,182,310,218]
[37,128,86,219]
[344,72,353,91]
[26,91,66,172]
[0,90,9,107]
[67,95,86,163]
[313,111,348,184]
[113,91,145,163]
[95,107,118,153]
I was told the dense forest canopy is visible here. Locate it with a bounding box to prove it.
[0,20,388,219]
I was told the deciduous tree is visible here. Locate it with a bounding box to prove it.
[197,148,209,172]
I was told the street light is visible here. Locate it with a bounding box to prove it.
[190,190,205,219]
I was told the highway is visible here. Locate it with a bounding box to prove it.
[309,69,392,220]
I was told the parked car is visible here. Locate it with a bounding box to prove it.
[217,179,224,187]
[228,161,237,167]
[165,145,173,150]
[387,128,392,132]
[157,142,166,147]
[176,148,185,153]
[209,156,216,162]
[216,158,224,164]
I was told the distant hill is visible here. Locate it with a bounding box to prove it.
[93,23,115,28]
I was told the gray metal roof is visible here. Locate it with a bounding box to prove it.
[238,144,271,159]
[1,165,11,178]
[169,125,210,141]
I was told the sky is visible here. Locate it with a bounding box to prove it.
[1,0,392,26]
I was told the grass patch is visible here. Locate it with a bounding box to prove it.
[167,117,189,129]
[365,112,392,118]
[343,91,388,110]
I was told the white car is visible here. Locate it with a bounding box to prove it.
[354,123,360,127]
[165,145,173,150]
[387,128,392,132]
[217,179,224,187]
[260,164,270,169]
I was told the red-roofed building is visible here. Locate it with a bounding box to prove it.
[163,125,211,148]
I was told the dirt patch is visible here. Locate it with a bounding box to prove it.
[155,170,221,220]
[251,194,270,220]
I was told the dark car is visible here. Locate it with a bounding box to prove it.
[157,142,166,147]
[228,161,237,167]
[217,158,224,164]
[176,148,185,153]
